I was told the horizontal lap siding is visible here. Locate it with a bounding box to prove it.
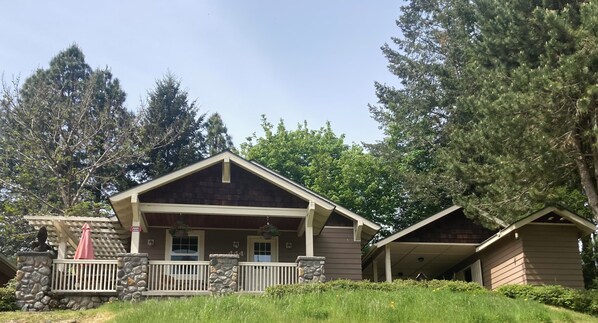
[139,228,166,260]
[480,233,525,290]
[521,225,584,289]
[314,227,362,281]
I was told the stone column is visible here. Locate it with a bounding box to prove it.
[116,253,148,302]
[296,256,326,283]
[15,251,54,311]
[209,254,239,295]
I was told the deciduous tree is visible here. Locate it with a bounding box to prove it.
[0,45,140,216]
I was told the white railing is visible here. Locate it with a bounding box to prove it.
[51,259,118,293]
[147,260,210,295]
[238,262,298,293]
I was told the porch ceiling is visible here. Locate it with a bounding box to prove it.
[368,242,477,280]
[144,213,302,231]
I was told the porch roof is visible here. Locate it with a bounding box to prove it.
[109,151,380,241]
[24,215,128,259]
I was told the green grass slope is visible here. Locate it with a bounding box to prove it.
[1,287,596,323]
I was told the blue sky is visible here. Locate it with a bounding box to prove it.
[0,1,402,146]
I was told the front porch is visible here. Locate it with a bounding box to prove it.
[15,251,325,311]
[49,257,304,296]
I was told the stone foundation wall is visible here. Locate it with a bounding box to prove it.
[209,254,239,295]
[14,252,54,311]
[52,295,116,310]
[116,253,148,302]
[296,256,326,283]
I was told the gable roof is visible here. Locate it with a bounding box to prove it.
[476,206,596,252]
[109,151,380,238]
[375,206,465,248]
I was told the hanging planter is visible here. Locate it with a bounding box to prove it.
[169,221,191,238]
[257,223,279,240]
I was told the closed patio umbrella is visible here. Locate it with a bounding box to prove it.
[74,223,95,260]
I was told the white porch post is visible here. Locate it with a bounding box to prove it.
[373,259,379,282]
[385,245,392,282]
[57,241,67,260]
[131,194,141,253]
[305,201,315,257]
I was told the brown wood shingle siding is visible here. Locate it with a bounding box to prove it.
[139,163,308,208]
[480,233,526,290]
[314,227,362,280]
[399,210,496,244]
[520,225,584,289]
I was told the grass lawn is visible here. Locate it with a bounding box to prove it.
[1,287,597,322]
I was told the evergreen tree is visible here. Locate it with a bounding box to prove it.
[135,73,206,181]
[368,0,475,227]
[205,112,234,155]
[372,0,598,285]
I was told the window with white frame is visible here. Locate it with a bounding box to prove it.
[165,230,205,261]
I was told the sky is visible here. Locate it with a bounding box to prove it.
[0,1,403,146]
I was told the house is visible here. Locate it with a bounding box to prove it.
[0,253,16,286]
[362,205,595,290]
[22,151,379,300]
[17,151,596,311]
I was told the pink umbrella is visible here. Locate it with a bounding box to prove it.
[74,223,95,259]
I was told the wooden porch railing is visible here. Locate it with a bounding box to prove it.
[51,259,118,293]
[50,260,298,295]
[146,260,211,295]
[238,262,298,293]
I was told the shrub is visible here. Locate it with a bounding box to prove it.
[265,279,487,298]
[0,279,17,312]
[496,284,598,316]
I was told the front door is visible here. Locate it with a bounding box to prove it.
[244,236,279,291]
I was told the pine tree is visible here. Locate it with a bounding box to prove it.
[134,73,206,181]
[205,112,234,155]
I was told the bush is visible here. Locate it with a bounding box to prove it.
[0,279,17,312]
[265,279,487,298]
[496,284,598,316]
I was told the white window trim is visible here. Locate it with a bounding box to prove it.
[247,235,279,262]
[165,230,206,261]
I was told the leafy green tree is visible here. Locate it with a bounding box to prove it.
[205,112,234,155]
[134,73,206,182]
[0,45,139,216]
[242,117,400,234]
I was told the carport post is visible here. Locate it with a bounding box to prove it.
[385,245,392,282]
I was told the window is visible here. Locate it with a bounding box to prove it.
[165,230,205,261]
[247,236,278,262]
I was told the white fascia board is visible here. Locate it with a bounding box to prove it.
[476,206,596,252]
[333,204,381,232]
[375,205,463,248]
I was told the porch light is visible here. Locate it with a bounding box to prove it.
[417,257,424,263]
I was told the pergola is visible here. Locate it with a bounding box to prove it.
[24,215,128,259]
